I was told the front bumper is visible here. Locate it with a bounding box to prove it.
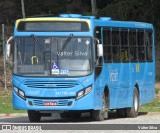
[12,90,94,111]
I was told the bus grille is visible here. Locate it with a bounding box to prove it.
[32,99,69,106]
[23,80,79,88]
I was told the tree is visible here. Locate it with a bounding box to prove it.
[91,0,97,15]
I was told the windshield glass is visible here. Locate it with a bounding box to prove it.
[13,36,92,77]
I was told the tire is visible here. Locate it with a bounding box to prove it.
[126,88,139,118]
[60,112,70,118]
[92,94,108,121]
[92,110,105,121]
[27,110,41,122]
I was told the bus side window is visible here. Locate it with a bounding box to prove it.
[112,29,121,62]
[121,49,128,61]
[138,31,146,61]
[145,31,153,61]
[121,30,129,62]
[103,29,112,62]
[129,30,138,62]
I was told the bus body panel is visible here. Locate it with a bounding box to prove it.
[12,74,97,110]
[12,90,95,110]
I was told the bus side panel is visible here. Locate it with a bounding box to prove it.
[101,62,155,110]
[107,63,135,109]
[130,62,155,106]
[94,73,104,110]
[139,62,155,105]
[118,63,131,108]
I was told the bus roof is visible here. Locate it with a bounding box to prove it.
[15,14,153,30]
[93,19,153,29]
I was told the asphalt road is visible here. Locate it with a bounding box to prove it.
[0,112,160,132]
[0,112,160,124]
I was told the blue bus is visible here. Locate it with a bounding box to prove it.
[6,14,155,122]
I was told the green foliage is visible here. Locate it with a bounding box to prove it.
[1,0,160,45]
[139,98,160,112]
[139,87,160,112]
[96,0,160,44]
[97,0,151,21]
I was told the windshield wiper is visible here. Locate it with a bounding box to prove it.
[30,34,44,55]
[60,34,73,52]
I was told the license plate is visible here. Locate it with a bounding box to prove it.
[44,101,57,106]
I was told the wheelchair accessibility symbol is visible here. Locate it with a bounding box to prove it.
[52,62,59,74]
[52,62,58,69]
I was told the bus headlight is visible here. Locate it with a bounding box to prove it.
[19,90,25,98]
[76,86,92,100]
[77,90,84,99]
[85,86,92,95]
[13,86,26,100]
[13,86,18,93]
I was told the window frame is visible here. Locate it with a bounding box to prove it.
[102,27,153,63]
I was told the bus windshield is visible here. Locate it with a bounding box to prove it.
[13,36,92,77]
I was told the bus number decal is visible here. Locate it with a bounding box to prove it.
[136,64,140,72]
[60,70,70,75]
[108,66,119,82]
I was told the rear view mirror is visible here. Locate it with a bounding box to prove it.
[6,36,14,57]
[97,43,103,57]
[6,42,11,58]
[94,38,103,57]
[94,38,103,66]
[6,36,14,65]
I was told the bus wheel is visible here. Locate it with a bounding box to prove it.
[60,112,70,118]
[27,110,41,122]
[92,94,108,121]
[126,88,139,118]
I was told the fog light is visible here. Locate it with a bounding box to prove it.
[67,101,73,106]
[28,101,33,106]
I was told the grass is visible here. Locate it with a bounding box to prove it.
[139,85,160,112]
[0,90,26,113]
[0,85,160,114]
[139,98,160,112]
